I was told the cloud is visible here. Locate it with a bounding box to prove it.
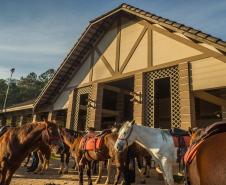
[0,0,225,80]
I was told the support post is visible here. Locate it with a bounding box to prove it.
[11,115,17,127]
[88,83,103,130]
[179,62,193,129]
[32,113,40,123]
[133,72,143,125]
[66,90,75,129]
[0,115,6,126]
[48,111,57,122]
[19,115,25,126]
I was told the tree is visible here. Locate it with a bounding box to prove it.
[0,69,55,107]
[0,79,7,108]
[39,69,55,83]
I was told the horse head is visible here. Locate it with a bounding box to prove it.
[114,120,135,152]
[42,120,65,154]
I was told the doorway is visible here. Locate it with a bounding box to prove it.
[101,77,134,129]
[154,77,171,129]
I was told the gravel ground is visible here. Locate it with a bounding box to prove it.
[11,158,183,185]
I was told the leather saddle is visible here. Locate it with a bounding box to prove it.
[184,121,226,166]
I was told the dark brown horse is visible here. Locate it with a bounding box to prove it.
[186,122,226,185]
[34,143,51,174]
[0,121,64,185]
[59,128,81,174]
[77,130,121,185]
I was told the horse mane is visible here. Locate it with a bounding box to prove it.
[13,122,47,143]
[61,128,80,143]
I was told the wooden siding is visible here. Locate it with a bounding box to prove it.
[53,90,69,110]
[191,57,226,90]
[67,56,91,88]
[153,31,202,65]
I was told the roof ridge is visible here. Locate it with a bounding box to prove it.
[90,3,225,48]
[120,3,226,48]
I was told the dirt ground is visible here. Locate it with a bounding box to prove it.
[11,158,182,185]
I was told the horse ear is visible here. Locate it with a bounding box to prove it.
[188,127,192,135]
[131,120,135,125]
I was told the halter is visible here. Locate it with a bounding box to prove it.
[117,124,134,148]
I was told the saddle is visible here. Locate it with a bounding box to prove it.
[79,129,111,151]
[184,121,226,166]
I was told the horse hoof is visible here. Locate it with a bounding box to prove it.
[63,170,68,174]
[95,181,100,184]
[58,171,63,175]
[140,180,146,184]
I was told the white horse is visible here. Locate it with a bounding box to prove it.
[114,121,177,185]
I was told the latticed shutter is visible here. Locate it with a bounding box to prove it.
[72,85,92,130]
[144,66,181,128]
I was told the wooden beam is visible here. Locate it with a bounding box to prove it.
[95,47,115,75]
[119,26,148,73]
[115,17,121,73]
[102,84,131,96]
[89,50,94,82]
[102,109,119,116]
[194,91,226,107]
[147,25,153,67]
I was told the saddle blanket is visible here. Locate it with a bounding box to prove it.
[184,140,203,165]
[173,136,190,148]
[79,134,105,151]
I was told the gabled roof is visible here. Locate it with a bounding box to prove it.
[34,3,226,110]
[0,99,34,113]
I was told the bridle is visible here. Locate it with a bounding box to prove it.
[117,124,134,148]
[44,127,62,145]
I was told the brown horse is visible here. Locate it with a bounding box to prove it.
[186,122,226,185]
[34,143,51,174]
[77,130,122,185]
[59,128,81,174]
[0,121,64,185]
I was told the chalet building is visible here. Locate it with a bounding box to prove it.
[1,4,226,130]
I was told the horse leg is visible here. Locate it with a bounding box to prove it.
[0,166,7,185]
[78,163,84,185]
[160,158,174,185]
[95,161,103,184]
[24,153,31,167]
[59,153,65,174]
[35,151,44,174]
[137,157,146,184]
[145,157,151,178]
[87,161,93,185]
[113,166,122,185]
[64,152,70,174]
[105,159,112,184]
[4,169,14,185]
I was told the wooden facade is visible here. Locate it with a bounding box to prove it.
[1,4,226,130]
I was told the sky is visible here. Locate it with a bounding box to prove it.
[0,0,226,79]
